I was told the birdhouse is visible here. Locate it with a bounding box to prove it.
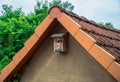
[51,33,67,52]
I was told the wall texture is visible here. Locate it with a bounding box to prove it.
[21,24,117,82]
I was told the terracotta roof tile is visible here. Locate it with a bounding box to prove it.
[51,6,120,63]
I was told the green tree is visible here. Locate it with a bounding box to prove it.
[49,0,74,11]
[104,22,114,28]
[0,5,30,70]
[0,0,74,71]
[99,22,114,28]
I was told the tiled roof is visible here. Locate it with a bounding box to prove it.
[49,6,120,63]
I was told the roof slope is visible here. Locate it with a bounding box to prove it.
[50,6,120,63]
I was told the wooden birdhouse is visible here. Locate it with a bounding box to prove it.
[51,33,67,52]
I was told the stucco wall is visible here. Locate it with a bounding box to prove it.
[21,24,117,82]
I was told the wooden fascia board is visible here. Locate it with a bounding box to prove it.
[35,15,54,38]
[57,13,81,36]
[0,15,54,82]
[1,61,17,82]
[89,44,115,69]
[57,13,96,51]
[107,61,120,81]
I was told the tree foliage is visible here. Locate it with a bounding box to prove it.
[49,0,74,11]
[99,22,114,28]
[0,0,74,70]
[104,22,114,28]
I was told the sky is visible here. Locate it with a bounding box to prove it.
[0,0,120,29]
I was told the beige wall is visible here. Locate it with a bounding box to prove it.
[21,24,117,82]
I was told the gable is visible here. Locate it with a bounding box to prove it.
[0,6,120,82]
[21,24,116,82]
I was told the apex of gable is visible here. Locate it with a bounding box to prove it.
[49,6,63,19]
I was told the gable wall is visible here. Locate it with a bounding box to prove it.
[21,24,117,82]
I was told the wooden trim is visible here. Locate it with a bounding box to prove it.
[0,74,2,82]
[13,47,28,65]
[74,29,96,51]
[1,61,17,82]
[89,44,115,69]
[35,15,54,38]
[57,13,81,36]
[24,33,39,51]
[107,61,120,81]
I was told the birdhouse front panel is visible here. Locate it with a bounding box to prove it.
[54,38,64,52]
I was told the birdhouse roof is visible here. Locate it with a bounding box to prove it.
[51,33,67,38]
